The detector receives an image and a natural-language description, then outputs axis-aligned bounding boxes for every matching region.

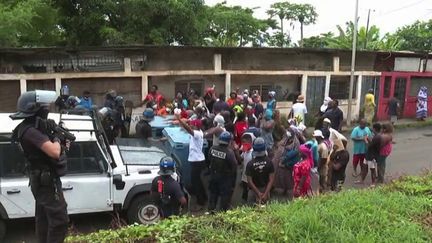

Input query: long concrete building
[1,46,431,122]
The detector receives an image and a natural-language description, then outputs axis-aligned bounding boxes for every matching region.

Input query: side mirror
[113,174,125,190]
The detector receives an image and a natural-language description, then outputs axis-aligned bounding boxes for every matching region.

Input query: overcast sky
[205,0,432,43]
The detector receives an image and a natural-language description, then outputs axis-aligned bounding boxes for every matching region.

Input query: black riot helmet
[10,90,57,120]
[158,156,176,176]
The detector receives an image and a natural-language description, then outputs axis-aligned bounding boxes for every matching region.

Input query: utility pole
[364,9,371,49]
[347,0,359,127]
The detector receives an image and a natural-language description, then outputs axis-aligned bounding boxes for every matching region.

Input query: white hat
[323,118,331,124]
[213,114,225,126]
[313,130,324,138]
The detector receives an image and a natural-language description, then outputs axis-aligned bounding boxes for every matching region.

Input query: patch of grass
[67,173,432,243]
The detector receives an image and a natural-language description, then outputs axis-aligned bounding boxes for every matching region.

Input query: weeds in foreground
[67,174,432,243]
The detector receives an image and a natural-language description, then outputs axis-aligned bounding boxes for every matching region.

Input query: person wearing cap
[204,114,226,146]
[290,94,308,125]
[350,119,372,179]
[246,137,275,204]
[321,118,332,139]
[177,114,207,210]
[207,131,239,212]
[313,130,330,192]
[151,157,187,218]
[135,108,155,139]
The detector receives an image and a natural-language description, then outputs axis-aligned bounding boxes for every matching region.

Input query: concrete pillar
[124,57,132,74]
[333,56,340,72]
[325,74,331,97]
[301,74,308,100]
[19,79,27,94]
[225,73,231,96]
[214,54,222,72]
[356,75,363,119]
[55,77,62,96]
[141,75,149,100]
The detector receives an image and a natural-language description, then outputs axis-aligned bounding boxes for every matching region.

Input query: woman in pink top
[293,143,314,197]
[376,123,393,184]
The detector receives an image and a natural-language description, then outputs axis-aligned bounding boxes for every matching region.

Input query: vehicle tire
[0,219,6,241]
[127,195,160,225]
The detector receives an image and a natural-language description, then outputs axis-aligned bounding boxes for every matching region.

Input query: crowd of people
[54,83,398,215]
[135,84,395,215]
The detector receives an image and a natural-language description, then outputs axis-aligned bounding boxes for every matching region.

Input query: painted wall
[148,75,226,99]
[62,77,142,106]
[0,80,20,112]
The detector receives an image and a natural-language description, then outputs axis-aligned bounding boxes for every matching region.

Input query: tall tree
[289,3,317,47]
[205,3,273,47]
[267,2,294,47]
[393,20,432,52]
[0,0,62,47]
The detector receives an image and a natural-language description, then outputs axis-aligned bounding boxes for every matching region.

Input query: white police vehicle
[0,112,169,239]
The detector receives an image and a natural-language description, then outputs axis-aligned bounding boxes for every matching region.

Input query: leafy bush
[67,173,432,243]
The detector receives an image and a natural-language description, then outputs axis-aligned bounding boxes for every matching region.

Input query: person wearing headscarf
[273,129,300,198]
[293,143,314,197]
[266,91,277,115]
[364,89,376,125]
[320,97,332,116]
[416,86,428,121]
[328,132,349,192]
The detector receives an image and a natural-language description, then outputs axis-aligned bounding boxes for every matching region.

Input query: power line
[377,0,428,18]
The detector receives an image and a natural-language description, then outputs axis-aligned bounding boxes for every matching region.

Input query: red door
[377,74,409,120]
[377,75,393,120]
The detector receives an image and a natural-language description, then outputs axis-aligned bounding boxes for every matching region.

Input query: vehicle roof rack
[59,108,117,169]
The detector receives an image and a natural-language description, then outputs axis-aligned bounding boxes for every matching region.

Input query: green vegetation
[67,173,432,243]
[1,0,431,51]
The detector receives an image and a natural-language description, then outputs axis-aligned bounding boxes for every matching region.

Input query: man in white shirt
[290,95,308,125]
[177,115,207,210]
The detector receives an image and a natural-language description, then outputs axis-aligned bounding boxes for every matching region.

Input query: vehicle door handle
[7,189,21,194]
[62,186,73,191]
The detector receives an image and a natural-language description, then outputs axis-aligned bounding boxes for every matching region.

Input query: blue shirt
[306,140,319,168]
[79,97,93,110]
[350,126,372,155]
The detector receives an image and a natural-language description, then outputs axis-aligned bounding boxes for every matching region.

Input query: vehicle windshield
[116,138,166,166]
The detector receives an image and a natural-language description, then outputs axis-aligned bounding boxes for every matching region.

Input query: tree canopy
[0,0,430,52]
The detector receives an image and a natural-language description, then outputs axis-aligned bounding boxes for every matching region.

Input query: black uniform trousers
[30,178,69,243]
[208,173,234,212]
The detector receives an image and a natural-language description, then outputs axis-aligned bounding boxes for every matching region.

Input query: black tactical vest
[13,119,66,176]
[209,145,231,175]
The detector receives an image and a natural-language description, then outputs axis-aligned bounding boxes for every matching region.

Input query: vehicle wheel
[127,195,160,225]
[0,219,6,241]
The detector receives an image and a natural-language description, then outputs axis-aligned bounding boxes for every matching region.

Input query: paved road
[4,127,432,242]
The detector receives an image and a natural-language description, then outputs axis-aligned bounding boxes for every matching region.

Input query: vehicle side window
[66,142,107,174]
[0,143,27,178]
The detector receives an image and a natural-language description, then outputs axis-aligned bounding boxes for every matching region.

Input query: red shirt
[234,121,248,145]
[145,92,164,108]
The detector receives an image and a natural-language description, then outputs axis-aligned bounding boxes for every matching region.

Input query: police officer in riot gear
[10,90,70,243]
[207,131,238,213]
[151,157,187,218]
